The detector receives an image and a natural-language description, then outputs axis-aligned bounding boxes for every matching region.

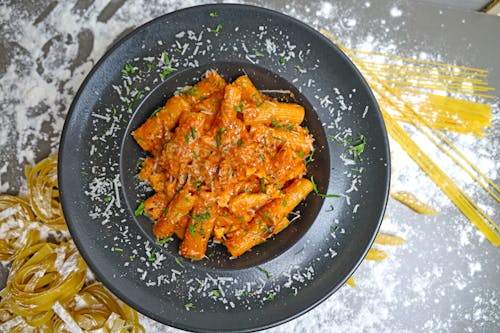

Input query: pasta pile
[0,156,144,332]
[133,71,315,259]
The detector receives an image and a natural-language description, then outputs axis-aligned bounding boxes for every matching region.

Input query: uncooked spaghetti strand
[370,79,500,198]
[360,64,491,86]
[322,30,500,244]
[350,48,489,74]
[325,30,499,197]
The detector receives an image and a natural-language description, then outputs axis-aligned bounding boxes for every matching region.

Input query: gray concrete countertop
[1,1,499,332]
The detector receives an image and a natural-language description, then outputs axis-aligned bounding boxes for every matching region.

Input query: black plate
[59,4,390,332]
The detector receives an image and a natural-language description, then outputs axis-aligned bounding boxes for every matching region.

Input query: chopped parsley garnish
[216,127,226,148]
[294,64,304,72]
[134,201,145,216]
[256,266,270,279]
[121,63,136,76]
[129,255,135,261]
[297,149,305,158]
[103,196,112,203]
[150,107,162,118]
[234,104,243,113]
[271,118,294,131]
[209,12,217,17]
[112,247,123,252]
[148,249,156,261]
[236,140,244,147]
[184,302,195,310]
[156,237,171,246]
[279,57,286,64]
[305,149,315,166]
[326,204,335,212]
[256,101,264,108]
[162,51,170,65]
[348,134,366,161]
[126,101,132,113]
[193,180,203,191]
[210,23,223,33]
[212,289,220,298]
[330,225,340,233]
[185,127,196,144]
[160,68,173,79]
[262,211,273,222]
[146,63,153,71]
[329,133,366,162]
[175,257,185,269]
[265,292,275,301]
[190,211,211,221]
[188,222,196,237]
[184,86,199,96]
[244,290,250,297]
[282,199,288,207]
[254,49,264,57]
[133,91,143,100]
[260,178,266,193]
[310,176,341,199]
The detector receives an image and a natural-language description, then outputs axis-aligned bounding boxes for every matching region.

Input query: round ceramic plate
[59,4,390,332]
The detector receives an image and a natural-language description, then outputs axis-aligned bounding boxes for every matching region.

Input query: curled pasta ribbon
[25,155,66,230]
[0,195,38,261]
[2,241,87,327]
[51,283,144,333]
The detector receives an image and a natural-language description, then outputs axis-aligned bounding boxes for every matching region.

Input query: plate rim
[58,3,390,332]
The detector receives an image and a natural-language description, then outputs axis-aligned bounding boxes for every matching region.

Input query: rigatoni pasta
[133,71,315,259]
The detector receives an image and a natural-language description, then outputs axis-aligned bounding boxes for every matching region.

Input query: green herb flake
[256,101,264,108]
[160,68,173,79]
[210,23,223,33]
[282,199,288,207]
[184,86,199,96]
[162,51,170,65]
[188,222,196,237]
[279,57,286,64]
[129,255,135,261]
[294,64,304,72]
[256,266,270,279]
[81,171,88,176]
[297,149,305,158]
[150,107,162,118]
[266,292,275,301]
[191,211,211,221]
[236,140,244,147]
[175,257,185,269]
[234,105,243,113]
[305,149,315,166]
[262,212,273,222]
[216,127,226,148]
[260,178,266,193]
[121,63,136,76]
[209,12,217,17]
[254,49,264,57]
[134,201,145,216]
[148,249,156,262]
[103,196,112,203]
[193,180,203,191]
[184,302,195,310]
[112,247,123,252]
[330,225,340,233]
[185,127,196,144]
[271,118,294,131]
[156,237,171,246]
[212,289,220,298]
[310,176,319,194]
[146,63,153,71]
[326,204,335,212]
